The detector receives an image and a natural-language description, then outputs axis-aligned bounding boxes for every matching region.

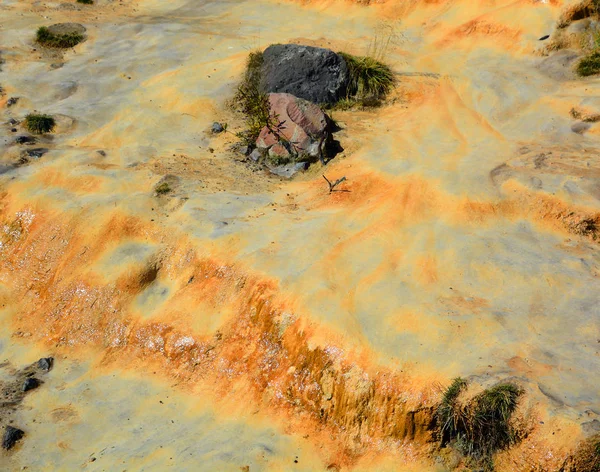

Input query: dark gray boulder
[260,44,349,105]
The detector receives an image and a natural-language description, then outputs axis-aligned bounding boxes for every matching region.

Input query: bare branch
[323,175,347,193]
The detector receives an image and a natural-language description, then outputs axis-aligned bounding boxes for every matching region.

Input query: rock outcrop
[255,93,331,172]
[260,44,349,104]
[47,23,86,36]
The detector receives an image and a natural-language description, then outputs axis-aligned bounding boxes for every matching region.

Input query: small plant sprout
[155,182,171,195]
[323,175,347,193]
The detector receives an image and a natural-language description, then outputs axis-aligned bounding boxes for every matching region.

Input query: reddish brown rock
[256,93,329,162]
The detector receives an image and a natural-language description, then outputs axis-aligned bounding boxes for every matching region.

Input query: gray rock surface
[260,44,348,104]
[537,49,580,81]
[571,121,592,134]
[268,162,308,178]
[47,23,86,36]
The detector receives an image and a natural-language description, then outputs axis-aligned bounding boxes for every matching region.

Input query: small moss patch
[577,50,600,76]
[36,26,84,48]
[154,182,171,195]
[24,114,55,134]
[231,51,278,147]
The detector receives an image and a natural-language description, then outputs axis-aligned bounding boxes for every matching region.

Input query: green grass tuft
[438,377,468,448]
[339,52,395,101]
[437,379,524,468]
[577,50,600,76]
[24,114,55,134]
[469,384,523,457]
[36,26,84,48]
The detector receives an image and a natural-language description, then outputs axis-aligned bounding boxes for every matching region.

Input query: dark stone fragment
[211,122,224,133]
[22,377,40,392]
[25,148,49,159]
[15,135,36,145]
[2,426,24,450]
[37,357,54,372]
[6,97,19,107]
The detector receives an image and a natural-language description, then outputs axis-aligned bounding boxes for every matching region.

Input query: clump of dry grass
[562,434,600,471]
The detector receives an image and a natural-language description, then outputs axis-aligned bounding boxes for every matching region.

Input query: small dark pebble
[15,136,36,145]
[8,118,18,125]
[97,150,106,157]
[6,97,19,107]
[37,357,54,372]
[208,147,214,153]
[2,426,24,450]
[22,377,40,392]
[539,35,550,41]
[25,148,48,159]
[11,128,17,133]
